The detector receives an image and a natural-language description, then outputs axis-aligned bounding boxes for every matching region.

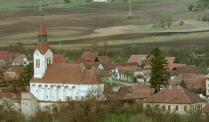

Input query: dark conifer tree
[150,47,170,93]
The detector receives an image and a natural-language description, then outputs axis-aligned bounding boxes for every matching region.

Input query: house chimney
[169,85,172,89]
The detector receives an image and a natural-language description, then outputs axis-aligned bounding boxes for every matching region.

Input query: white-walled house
[21,20,105,117]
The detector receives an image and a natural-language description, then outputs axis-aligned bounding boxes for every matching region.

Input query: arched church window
[36,59,40,68]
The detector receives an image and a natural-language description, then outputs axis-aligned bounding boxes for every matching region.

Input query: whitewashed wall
[30,83,104,101]
[93,0,108,2]
[33,49,53,78]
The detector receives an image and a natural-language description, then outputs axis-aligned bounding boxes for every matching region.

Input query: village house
[53,54,67,63]
[21,20,105,116]
[168,73,206,95]
[106,85,154,103]
[143,86,206,115]
[201,103,209,116]
[115,66,141,82]
[12,55,26,66]
[91,68,112,82]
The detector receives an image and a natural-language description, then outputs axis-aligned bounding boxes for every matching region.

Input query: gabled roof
[8,53,19,57]
[167,63,187,70]
[127,55,148,63]
[38,21,47,36]
[201,103,209,113]
[82,62,100,69]
[101,62,140,71]
[96,56,111,63]
[122,66,138,75]
[7,67,24,76]
[80,52,100,62]
[34,42,51,54]
[143,86,206,104]
[53,54,67,63]
[0,51,9,55]
[91,68,111,77]
[106,85,154,100]
[12,55,26,63]
[79,69,103,84]
[165,57,179,64]
[30,64,103,84]
[173,65,197,73]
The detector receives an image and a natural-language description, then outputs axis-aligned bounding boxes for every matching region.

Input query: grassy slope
[0,0,171,10]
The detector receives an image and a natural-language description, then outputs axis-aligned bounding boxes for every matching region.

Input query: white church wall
[30,82,104,102]
[34,49,53,78]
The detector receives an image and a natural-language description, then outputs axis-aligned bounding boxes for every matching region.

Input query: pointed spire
[38,15,47,36]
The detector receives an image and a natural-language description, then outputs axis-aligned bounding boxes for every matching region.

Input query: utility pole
[39,0,42,13]
[129,0,132,16]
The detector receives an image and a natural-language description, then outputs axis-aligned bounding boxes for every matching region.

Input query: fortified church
[21,19,104,116]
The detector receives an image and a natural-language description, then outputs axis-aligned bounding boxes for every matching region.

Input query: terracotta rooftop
[53,54,67,63]
[38,21,47,36]
[34,42,51,54]
[8,53,19,57]
[80,52,100,62]
[100,62,140,71]
[82,62,100,69]
[30,64,103,84]
[7,67,24,76]
[96,56,111,63]
[167,63,187,70]
[106,85,155,101]
[127,55,148,63]
[12,55,26,63]
[173,65,197,73]
[143,86,206,104]
[165,57,179,64]
[91,68,112,77]
[201,103,209,113]
[0,51,9,55]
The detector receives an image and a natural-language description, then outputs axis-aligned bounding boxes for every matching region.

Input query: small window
[36,59,40,68]
[176,106,178,111]
[184,106,187,111]
[155,105,158,110]
[168,105,171,111]
[162,105,165,110]
[146,104,150,109]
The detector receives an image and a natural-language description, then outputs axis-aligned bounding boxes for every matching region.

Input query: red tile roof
[12,55,26,63]
[201,103,209,113]
[82,62,100,69]
[165,57,178,64]
[91,68,112,77]
[96,56,111,63]
[7,67,24,76]
[127,55,148,63]
[38,21,47,36]
[30,64,103,84]
[53,54,67,63]
[173,65,197,73]
[80,69,103,84]
[80,52,100,62]
[34,42,51,54]
[143,86,206,104]
[0,51,9,55]
[167,63,187,70]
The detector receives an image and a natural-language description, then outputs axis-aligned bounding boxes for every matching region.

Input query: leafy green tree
[150,47,170,93]
[18,63,34,92]
[164,14,172,28]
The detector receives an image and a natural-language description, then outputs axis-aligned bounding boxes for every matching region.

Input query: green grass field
[0,0,171,11]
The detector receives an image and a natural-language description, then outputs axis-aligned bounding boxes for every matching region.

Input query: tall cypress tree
[150,47,170,93]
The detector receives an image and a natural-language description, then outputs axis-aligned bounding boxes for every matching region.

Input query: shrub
[188,5,194,11]
[178,20,185,26]
[64,0,70,3]
[201,13,209,21]
[127,16,134,19]
[192,7,200,12]
[164,13,173,28]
